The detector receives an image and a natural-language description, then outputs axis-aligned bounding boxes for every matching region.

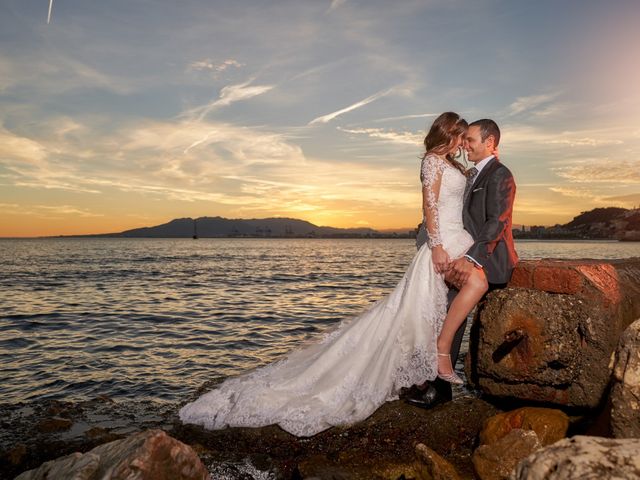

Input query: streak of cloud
[553,160,640,184]
[182,79,275,122]
[188,58,244,72]
[371,113,439,123]
[508,91,563,116]
[338,127,421,145]
[309,87,396,125]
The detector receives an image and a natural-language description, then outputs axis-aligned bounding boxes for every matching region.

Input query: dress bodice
[420,154,472,258]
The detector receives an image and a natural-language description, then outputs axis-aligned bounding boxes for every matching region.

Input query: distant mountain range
[63,207,640,240]
[515,207,640,241]
[92,216,400,238]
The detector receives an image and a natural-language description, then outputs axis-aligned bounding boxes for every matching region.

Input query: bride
[179,112,489,437]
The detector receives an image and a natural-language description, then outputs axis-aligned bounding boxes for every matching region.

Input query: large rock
[610,318,640,438]
[512,435,640,479]
[473,429,541,480]
[15,429,209,480]
[479,407,568,447]
[467,258,640,408]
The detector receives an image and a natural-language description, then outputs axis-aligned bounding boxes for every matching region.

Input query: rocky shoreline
[3,258,640,479]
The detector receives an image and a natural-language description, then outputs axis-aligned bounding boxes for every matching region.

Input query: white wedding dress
[179,154,474,436]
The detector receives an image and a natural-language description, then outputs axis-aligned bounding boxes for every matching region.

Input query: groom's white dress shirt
[471,155,495,180]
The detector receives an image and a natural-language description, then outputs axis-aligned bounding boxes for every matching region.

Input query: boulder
[610,318,640,438]
[479,407,568,447]
[467,258,640,408]
[414,443,461,480]
[472,429,541,480]
[512,435,640,479]
[15,429,209,480]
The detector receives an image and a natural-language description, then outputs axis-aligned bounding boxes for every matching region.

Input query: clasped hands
[431,245,475,290]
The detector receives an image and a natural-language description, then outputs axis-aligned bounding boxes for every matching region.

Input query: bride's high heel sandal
[437,353,463,385]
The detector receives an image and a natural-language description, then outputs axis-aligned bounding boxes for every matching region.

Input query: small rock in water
[512,435,640,480]
[473,429,541,480]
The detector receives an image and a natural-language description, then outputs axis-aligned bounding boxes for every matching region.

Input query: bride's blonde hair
[422,112,467,174]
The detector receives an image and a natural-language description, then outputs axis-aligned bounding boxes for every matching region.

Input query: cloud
[548,137,623,147]
[548,187,640,209]
[308,87,396,125]
[549,186,598,199]
[0,126,48,166]
[553,159,640,184]
[338,127,422,145]
[188,58,244,73]
[508,91,563,116]
[328,0,347,11]
[36,205,104,217]
[215,81,274,107]
[182,79,275,122]
[1,203,103,218]
[502,124,629,151]
[122,119,304,166]
[371,113,439,123]
[602,193,640,207]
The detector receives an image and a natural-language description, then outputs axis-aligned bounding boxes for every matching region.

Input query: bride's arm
[421,154,449,273]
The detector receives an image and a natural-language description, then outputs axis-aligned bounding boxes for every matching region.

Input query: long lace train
[179,230,472,437]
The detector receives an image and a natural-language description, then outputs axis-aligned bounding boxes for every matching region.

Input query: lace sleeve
[420,154,445,248]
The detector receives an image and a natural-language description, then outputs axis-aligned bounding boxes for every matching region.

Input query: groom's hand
[450,257,474,285]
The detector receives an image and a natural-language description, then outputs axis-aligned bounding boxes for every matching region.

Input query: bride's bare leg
[437,267,488,377]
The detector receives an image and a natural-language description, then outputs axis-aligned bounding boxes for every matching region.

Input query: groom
[406,118,518,408]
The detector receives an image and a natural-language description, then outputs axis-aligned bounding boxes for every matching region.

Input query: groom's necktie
[464,166,478,202]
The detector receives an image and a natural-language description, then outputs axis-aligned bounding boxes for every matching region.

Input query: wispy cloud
[308,87,396,125]
[0,126,48,165]
[549,186,599,199]
[371,113,439,123]
[553,159,640,184]
[602,192,640,207]
[508,91,563,116]
[1,203,103,218]
[338,127,421,145]
[182,79,275,122]
[188,58,244,73]
[548,137,623,147]
[549,187,640,209]
[328,0,347,12]
[215,80,274,107]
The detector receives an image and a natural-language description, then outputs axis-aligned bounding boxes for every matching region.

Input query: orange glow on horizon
[0,208,589,238]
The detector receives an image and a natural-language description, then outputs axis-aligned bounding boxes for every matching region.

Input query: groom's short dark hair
[470,119,500,147]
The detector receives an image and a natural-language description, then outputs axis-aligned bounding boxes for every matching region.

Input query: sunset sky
[1,0,639,237]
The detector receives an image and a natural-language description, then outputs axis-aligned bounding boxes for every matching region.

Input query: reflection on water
[0,238,638,405]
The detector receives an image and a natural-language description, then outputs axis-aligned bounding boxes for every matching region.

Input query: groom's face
[465,126,491,163]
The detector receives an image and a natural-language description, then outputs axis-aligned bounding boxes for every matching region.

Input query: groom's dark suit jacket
[463,157,518,284]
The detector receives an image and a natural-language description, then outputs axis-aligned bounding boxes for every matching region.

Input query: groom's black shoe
[402,379,452,409]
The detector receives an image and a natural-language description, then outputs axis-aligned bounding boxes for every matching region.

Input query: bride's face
[448,133,465,155]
